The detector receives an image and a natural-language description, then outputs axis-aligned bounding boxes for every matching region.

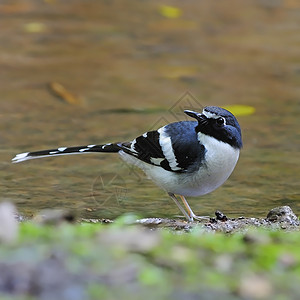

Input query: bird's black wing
[119,121,206,173]
[164,121,206,172]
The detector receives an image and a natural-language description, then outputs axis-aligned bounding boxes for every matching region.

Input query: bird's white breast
[186,132,240,196]
[119,133,239,197]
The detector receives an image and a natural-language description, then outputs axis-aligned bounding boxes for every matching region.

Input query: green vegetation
[0,217,299,300]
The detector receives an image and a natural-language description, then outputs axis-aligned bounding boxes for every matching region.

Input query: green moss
[0,221,300,299]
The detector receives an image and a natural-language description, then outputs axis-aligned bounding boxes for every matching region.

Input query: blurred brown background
[1,0,299,219]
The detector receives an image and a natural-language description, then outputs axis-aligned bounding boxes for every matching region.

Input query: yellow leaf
[24,22,46,33]
[48,82,83,105]
[158,5,182,19]
[160,65,197,79]
[223,105,255,116]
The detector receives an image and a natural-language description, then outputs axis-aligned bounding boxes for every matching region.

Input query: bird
[12,106,242,221]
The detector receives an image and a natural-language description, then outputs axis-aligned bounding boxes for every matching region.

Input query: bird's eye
[216,117,225,126]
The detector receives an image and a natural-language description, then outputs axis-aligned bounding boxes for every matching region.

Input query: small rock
[81,218,113,224]
[0,202,19,243]
[243,232,271,245]
[215,210,228,221]
[33,209,76,225]
[214,254,233,272]
[137,218,163,225]
[239,275,273,299]
[278,253,297,269]
[209,217,218,224]
[266,206,299,225]
[98,227,160,252]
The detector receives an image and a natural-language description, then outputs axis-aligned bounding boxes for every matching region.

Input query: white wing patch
[130,139,138,153]
[150,157,164,165]
[158,127,182,171]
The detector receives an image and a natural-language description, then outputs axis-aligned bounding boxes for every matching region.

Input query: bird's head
[184,106,242,149]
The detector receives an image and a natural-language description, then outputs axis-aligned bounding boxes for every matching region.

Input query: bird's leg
[168,193,193,221]
[179,195,210,221]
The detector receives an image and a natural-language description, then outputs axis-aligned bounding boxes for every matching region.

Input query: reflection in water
[1,0,299,218]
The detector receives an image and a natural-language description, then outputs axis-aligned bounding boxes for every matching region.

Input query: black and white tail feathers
[12,122,204,173]
[12,143,121,163]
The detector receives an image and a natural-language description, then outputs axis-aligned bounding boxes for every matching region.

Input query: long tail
[12,143,121,163]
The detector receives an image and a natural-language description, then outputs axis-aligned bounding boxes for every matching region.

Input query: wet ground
[1,0,299,220]
[136,205,300,233]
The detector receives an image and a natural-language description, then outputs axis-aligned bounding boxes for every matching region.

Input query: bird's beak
[184,110,203,120]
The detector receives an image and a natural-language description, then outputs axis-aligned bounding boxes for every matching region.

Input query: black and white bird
[12,106,242,221]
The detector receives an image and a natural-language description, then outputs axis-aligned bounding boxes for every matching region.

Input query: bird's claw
[189,214,210,222]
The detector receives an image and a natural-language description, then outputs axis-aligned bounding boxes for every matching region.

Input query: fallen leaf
[49,82,83,105]
[158,5,182,19]
[24,22,46,33]
[159,65,198,79]
[224,104,255,116]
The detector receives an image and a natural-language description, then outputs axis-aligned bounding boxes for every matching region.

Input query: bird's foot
[189,213,210,222]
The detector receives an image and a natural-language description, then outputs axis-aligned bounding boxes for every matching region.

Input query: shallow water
[1,0,299,219]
